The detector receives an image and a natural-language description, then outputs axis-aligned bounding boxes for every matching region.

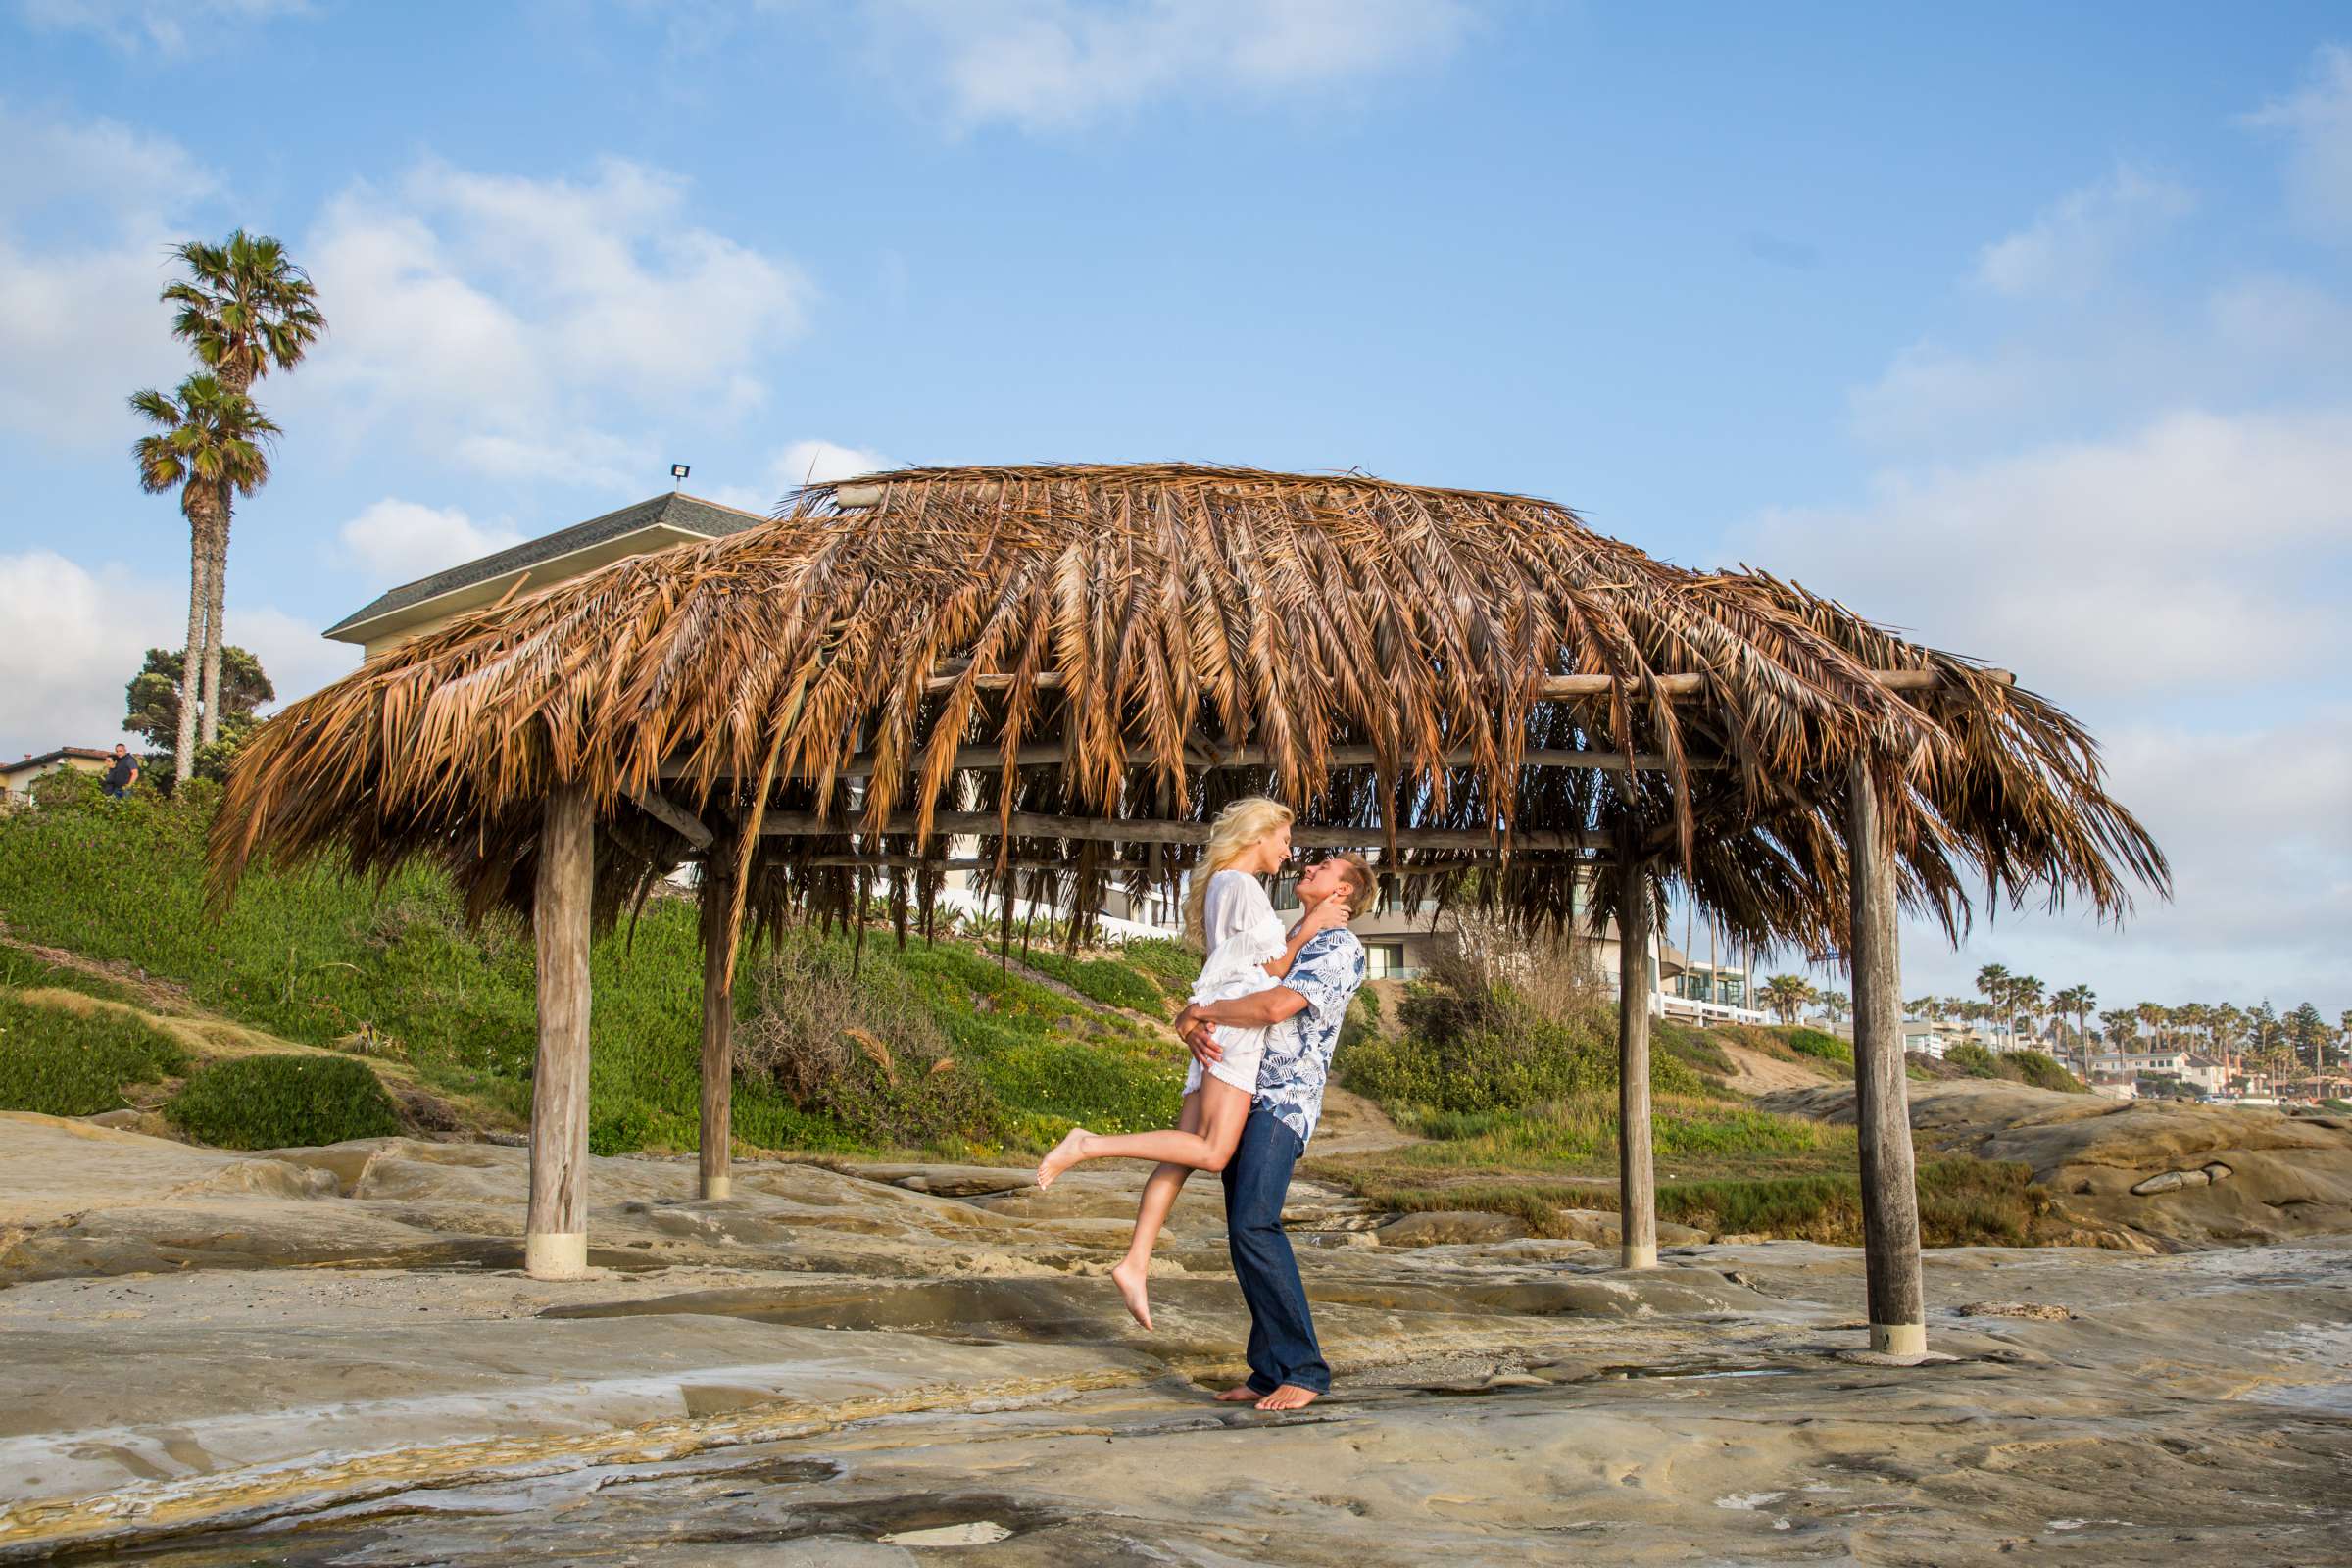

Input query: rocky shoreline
[3,1105,2350,1563]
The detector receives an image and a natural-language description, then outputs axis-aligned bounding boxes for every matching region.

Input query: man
[1174,852,1372,1412]
[101,744,138,799]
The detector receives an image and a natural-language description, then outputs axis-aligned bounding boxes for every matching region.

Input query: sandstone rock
[82,1108,144,1129]
[1957,1299,2073,1321]
[1375,1210,1530,1247]
[1759,1079,2352,1247]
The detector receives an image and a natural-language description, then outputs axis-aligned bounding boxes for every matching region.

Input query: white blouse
[1190,869,1290,1004]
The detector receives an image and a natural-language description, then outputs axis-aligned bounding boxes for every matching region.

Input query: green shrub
[1337,991,1379,1055]
[0,994,189,1115]
[1004,946,1167,1012]
[168,1053,402,1149]
[1351,1158,2045,1248]
[2007,1049,2085,1092]
[1118,937,1203,999]
[1785,1028,1854,1068]
[1652,1020,1735,1078]
[1946,1042,2000,1078]
[1388,1093,1848,1177]
[1342,1004,1705,1112]
[2323,1098,2351,1115]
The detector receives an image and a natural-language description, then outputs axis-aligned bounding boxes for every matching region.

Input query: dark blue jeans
[1220,1105,1329,1395]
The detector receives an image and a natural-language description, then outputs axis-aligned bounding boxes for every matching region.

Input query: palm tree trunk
[176,517,208,783]
[200,486,228,747]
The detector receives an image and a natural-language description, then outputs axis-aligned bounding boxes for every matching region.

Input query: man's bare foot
[1255,1384,1321,1411]
[1035,1127,1090,1189]
[1213,1383,1262,1402]
[1109,1257,1153,1331]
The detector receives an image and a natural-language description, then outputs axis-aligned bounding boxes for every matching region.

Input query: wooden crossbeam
[786,851,1605,873]
[624,789,713,850]
[662,745,1721,782]
[757,809,1607,853]
[917,667,2012,696]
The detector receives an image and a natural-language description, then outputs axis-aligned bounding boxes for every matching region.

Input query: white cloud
[0,103,220,448]
[2243,43,2352,240]
[1893,708,2352,1013]
[337,499,525,586]
[709,437,897,513]
[865,0,1474,132]
[293,156,809,494]
[0,549,350,759]
[17,0,309,53]
[1973,165,2192,298]
[1740,407,2352,698]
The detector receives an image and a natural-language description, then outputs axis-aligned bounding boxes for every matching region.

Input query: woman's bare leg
[1037,1077,1253,1188]
[1107,1092,1205,1331]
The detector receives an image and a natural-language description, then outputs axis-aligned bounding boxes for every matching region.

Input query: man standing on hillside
[1174,851,1371,1411]
[101,744,138,799]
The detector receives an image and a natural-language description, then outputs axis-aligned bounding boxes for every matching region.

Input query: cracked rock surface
[2,1110,2349,1564]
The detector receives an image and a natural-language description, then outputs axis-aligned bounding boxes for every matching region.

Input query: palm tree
[2054,984,2096,1071]
[129,374,278,780]
[1975,963,2013,1049]
[2013,975,2045,1049]
[161,231,324,745]
[1819,989,1852,1025]
[1761,973,1814,1025]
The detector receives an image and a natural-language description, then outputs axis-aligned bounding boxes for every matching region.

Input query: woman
[1033,797,1353,1330]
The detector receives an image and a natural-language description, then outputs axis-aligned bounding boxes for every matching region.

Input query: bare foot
[1213,1383,1262,1402]
[1109,1257,1153,1331]
[1255,1384,1321,1411]
[1035,1127,1090,1189]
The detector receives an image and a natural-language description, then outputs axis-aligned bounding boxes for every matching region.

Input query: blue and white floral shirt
[1252,928,1367,1147]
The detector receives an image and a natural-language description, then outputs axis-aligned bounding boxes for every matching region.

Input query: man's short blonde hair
[1327,852,1375,913]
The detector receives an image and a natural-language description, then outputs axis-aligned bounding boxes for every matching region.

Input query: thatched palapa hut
[214,463,2165,1354]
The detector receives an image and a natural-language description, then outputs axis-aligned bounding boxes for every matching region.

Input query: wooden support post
[1617,858,1658,1270]
[525,782,594,1280]
[697,829,739,1200]
[1848,757,1927,1355]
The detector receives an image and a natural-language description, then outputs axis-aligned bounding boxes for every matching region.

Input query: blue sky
[2,1,2346,1016]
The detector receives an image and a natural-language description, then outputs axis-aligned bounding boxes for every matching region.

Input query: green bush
[1390,1093,1846,1173]
[0,994,189,1115]
[1652,1020,1735,1078]
[168,1053,402,1149]
[1785,1028,1854,1069]
[2007,1049,2086,1092]
[1946,1042,2000,1078]
[1118,937,1203,1000]
[1004,946,1167,1012]
[1342,999,1705,1113]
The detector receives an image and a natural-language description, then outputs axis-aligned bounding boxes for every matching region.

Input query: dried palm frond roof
[210,462,2165,950]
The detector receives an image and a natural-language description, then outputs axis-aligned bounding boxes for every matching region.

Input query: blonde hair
[1327,851,1376,913]
[1183,797,1295,948]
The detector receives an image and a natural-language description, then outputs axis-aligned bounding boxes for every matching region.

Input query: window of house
[1365,942,1407,979]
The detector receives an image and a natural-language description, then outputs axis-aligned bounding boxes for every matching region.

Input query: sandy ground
[2,1103,2350,1564]
[1715,1038,1833,1095]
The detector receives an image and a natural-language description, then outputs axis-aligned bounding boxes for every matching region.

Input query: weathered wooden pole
[1848,757,1927,1354]
[697,829,739,1200]
[525,782,595,1280]
[1617,858,1658,1270]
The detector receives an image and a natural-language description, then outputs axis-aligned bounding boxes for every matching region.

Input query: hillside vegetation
[0,778,1186,1157]
[0,782,2056,1245]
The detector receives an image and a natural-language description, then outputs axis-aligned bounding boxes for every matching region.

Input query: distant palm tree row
[130,233,325,781]
[1757,962,2348,1079]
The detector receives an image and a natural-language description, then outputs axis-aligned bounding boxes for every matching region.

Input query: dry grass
[211,463,2166,970]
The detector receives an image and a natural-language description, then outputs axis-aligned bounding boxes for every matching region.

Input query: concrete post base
[1871,1321,1927,1357]
[524,1231,588,1280]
